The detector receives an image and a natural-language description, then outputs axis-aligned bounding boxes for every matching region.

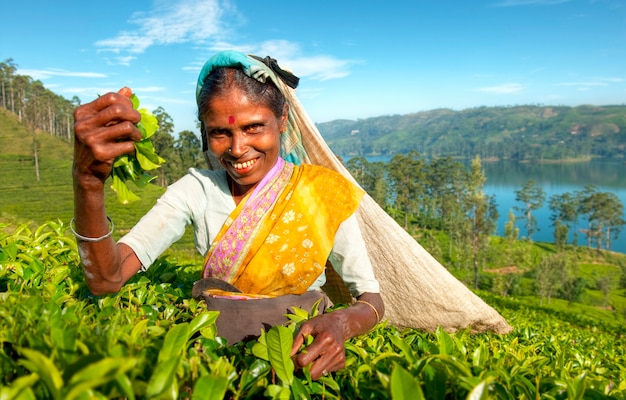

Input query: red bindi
[228,116,235,124]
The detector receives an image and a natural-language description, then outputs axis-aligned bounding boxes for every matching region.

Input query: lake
[348,156,626,254]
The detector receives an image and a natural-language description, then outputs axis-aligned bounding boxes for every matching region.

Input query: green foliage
[1,221,626,399]
[110,93,166,204]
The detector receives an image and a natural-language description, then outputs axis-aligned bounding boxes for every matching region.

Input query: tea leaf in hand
[110,91,165,204]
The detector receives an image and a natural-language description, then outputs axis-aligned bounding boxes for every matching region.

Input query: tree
[424,156,467,257]
[549,192,580,246]
[535,253,566,305]
[514,180,546,241]
[151,107,179,187]
[346,156,389,207]
[503,210,519,242]
[176,130,204,170]
[346,156,369,187]
[457,156,498,288]
[0,58,18,111]
[388,151,425,230]
[578,186,625,251]
[368,161,389,209]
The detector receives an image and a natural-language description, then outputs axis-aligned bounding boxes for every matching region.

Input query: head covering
[194,50,513,335]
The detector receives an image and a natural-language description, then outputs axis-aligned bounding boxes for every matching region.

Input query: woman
[72,50,384,380]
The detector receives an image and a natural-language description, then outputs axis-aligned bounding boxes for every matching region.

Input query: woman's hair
[197,67,286,123]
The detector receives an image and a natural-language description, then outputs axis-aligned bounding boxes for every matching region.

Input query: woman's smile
[230,157,258,172]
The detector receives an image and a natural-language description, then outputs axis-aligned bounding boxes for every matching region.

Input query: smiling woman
[72,49,511,382]
[71,50,385,380]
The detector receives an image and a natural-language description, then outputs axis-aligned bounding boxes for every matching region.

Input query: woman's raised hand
[73,87,142,186]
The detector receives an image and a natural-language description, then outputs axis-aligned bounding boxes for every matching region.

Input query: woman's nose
[229,132,247,157]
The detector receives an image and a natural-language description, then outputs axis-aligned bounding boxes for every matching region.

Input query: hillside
[0,108,75,225]
[0,108,187,246]
[317,104,626,160]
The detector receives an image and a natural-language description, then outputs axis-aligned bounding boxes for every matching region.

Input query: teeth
[232,159,256,170]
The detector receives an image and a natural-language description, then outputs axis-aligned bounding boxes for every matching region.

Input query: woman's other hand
[291,292,384,380]
[291,312,347,380]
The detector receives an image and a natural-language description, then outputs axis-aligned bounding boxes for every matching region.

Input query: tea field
[1,221,625,399]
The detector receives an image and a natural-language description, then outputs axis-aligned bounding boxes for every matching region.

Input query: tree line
[0,59,77,142]
[319,105,626,161]
[346,153,626,293]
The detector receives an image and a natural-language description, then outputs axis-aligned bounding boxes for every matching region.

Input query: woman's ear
[280,103,289,133]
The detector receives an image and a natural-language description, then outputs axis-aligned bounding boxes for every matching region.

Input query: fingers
[291,332,306,357]
[73,90,142,182]
[301,338,345,380]
[293,318,346,380]
[82,123,139,159]
[118,86,133,98]
[74,91,140,127]
[74,92,142,144]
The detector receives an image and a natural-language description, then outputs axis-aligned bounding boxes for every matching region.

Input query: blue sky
[2,0,625,135]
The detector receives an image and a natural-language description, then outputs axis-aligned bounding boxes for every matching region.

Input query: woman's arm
[72,89,144,294]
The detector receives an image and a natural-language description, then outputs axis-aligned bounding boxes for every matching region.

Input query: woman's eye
[246,124,263,133]
[209,129,229,138]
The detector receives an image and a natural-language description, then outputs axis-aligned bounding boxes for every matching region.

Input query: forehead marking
[228,116,235,124]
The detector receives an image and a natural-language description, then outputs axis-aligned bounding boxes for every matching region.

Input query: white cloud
[558,81,607,87]
[95,0,230,55]
[92,1,354,82]
[478,83,525,94]
[249,40,355,81]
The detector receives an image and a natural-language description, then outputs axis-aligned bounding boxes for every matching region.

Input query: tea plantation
[1,221,625,399]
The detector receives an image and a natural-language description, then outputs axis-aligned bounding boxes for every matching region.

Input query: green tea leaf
[191,376,229,400]
[65,357,136,400]
[146,357,179,398]
[158,323,190,362]
[17,348,63,399]
[0,373,39,400]
[266,325,294,386]
[135,140,165,171]
[137,108,159,139]
[188,312,219,336]
[390,363,424,400]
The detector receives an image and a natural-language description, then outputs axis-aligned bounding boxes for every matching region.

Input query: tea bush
[1,221,625,399]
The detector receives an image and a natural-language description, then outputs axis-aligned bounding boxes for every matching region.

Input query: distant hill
[316,104,626,161]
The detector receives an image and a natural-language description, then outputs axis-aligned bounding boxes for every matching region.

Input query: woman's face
[203,87,287,196]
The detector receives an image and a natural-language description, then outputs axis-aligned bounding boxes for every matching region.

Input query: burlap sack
[282,87,513,335]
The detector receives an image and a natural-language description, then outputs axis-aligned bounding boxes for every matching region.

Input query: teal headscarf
[196,50,307,165]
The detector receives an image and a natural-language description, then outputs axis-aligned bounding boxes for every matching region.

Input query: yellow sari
[202,159,363,298]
